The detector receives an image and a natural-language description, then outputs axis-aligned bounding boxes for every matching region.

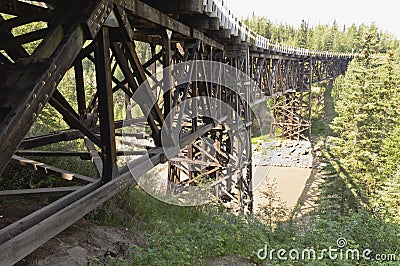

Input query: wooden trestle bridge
[0,0,354,264]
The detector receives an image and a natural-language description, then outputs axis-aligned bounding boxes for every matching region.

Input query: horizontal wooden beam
[20,130,83,149]
[19,117,146,150]
[0,14,51,32]
[15,150,92,160]
[126,0,223,50]
[11,155,97,183]
[0,28,49,50]
[0,186,82,197]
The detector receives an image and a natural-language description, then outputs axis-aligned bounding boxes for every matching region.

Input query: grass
[88,186,273,265]
[87,181,400,265]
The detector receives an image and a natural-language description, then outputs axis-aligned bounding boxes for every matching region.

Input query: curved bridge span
[0,1,354,264]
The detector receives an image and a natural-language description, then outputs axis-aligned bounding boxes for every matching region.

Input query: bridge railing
[202,0,355,59]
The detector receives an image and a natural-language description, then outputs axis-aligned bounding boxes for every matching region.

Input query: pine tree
[331,29,400,213]
[379,126,400,222]
[331,30,384,200]
[296,19,308,48]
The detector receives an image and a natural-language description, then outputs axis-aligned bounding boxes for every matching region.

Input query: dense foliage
[329,30,400,221]
[245,14,400,223]
[243,15,399,53]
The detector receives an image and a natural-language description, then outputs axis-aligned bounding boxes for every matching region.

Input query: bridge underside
[0,0,352,264]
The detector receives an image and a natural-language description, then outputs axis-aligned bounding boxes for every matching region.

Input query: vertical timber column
[307,56,314,140]
[297,56,313,140]
[213,49,222,199]
[186,41,199,182]
[74,59,86,118]
[245,46,253,212]
[162,29,173,120]
[162,29,177,185]
[95,27,117,183]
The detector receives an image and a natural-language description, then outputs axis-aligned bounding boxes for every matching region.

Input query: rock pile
[253,140,314,168]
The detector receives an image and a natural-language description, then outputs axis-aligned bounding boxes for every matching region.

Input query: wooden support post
[95,27,117,183]
[162,29,172,119]
[74,59,86,117]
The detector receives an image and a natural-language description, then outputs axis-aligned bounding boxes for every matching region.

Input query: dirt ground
[253,165,313,212]
[15,220,142,266]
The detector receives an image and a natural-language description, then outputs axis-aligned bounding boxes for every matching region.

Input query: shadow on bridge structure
[0,0,354,264]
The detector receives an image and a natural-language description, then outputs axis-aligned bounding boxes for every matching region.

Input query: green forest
[243,15,399,53]
[1,12,400,265]
[246,14,400,219]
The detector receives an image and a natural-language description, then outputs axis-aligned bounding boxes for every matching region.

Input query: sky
[226,0,400,39]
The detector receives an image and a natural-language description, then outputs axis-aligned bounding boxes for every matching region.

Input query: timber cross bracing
[0,0,354,264]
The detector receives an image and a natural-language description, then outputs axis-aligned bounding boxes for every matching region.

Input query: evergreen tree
[379,126,400,222]
[296,19,308,48]
[331,29,400,212]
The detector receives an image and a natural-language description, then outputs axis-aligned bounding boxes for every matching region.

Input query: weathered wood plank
[0,28,49,50]
[0,186,82,197]
[74,59,86,117]
[0,15,29,60]
[0,0,52,18]
[82,0,114,39]
[130,0,223,50]
[95,27,118,183]
[84,137,103,176]
[20,129,83,149]
[11,155,97,183]
[0,14,51,32]
[114,5,134,41]
[134,0,191,36]
[178,0,204,14]
[15,150,91,160]
[31,25,64,60]
[49,95,101,146]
